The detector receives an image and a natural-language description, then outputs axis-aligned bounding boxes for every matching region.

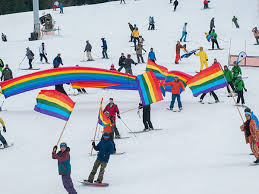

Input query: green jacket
[224,69,233,82]
[232,17,238,23]
[232,65,242,78]
[210,32,217,40]
[234,79,245,91]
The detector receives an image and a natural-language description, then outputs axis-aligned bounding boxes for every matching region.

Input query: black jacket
[124,58,136,69]
[1,68,13,81]
[119,56,126,66]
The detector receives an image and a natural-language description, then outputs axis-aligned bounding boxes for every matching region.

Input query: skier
[53,53,63,68]
[232,16,239,28]
[148,17,155,30]
[87,132,114,183]
[234,76,247,105]
[39,42,49,64]
[110,64,117,71]
[128,23,134,42]
[120,0,126,4]
[0,117,8,148]
[165,76,185,111]
[59,3,64,14]
[199,91,219,103]
[136,42,145,64]
[204,0,210,9]
[244,108,259,129]
[240,112,259,163]
[223,65,235,96]
[53,1,59,10]
[124,54,137,75]
[139,35,145,46]
[180,23,187,42]
[104,98,121,139]
[148,48,156,62]
[232,61,242,83]
[101,38,109,59]
[138,102,154,131]
[118,53,126,72]
[210,29,220,50]
[0,58,4,72]
[84,40,94,61]
[175,41,185,64]
[209,17,215,34]
[52,143,77,194]
[252,27,259,45]
[173,0,179,11]
[1,64,13,81]
[26,47,34,69]
[195,47,208,71]
[148,17,152,30]
[1,33,7,42]
[132,27,140,50]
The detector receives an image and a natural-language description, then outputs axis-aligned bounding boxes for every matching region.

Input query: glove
[206,59,208,61]
[244,88,247,92]
[3,126,6,133]
[92,142,96,147]
[45,53,47,56]
[117,115,121,119]
[53,145,58,152]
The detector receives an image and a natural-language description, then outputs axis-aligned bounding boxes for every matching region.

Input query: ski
[21,68,40,70]
[89,152,125,156]
[208,48,224,50]
[79,180,109,187]
[208,101,224,104]
[0,143,14,149]
[129,129,163,134]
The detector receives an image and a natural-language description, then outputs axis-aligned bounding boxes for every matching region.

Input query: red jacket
[204,0,208,4]
[104,103,120,120]
[165,80,185,94]
[176,43,184,54]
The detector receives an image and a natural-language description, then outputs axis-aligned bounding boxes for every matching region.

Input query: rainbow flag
[205,33,212,42]
[98,98,111,127]
[187,63,228,97]
[165,71,193,92]
[34,90,75,121]
[146,60,168,80]
[136,71,163,106]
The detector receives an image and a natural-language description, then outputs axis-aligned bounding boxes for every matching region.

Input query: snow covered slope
[0,0,258,193]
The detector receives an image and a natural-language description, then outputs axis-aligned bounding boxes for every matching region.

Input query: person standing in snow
[136,42,145,64]
[252,27,259,45]
[209,17,215,34]
[195,47,208,71]
[232,61,242,83]
[204,0,210,9]
[138,102,154,131]
[132,27,140,50]
[39,42,49,64]
[173,0,179,11]
[210,29,220,50]
[175,41,186,64]
[59,3,64,14]
[53,53,63,68]
[103,111,116,152]
[101,38,109,59]
[148,48,156,62]
[244,108,259,129]
[165,76,185,111]
[1,33,7,42]
[124,54,137,75]
[232,16,239,28]
[128,23,134,42]
[0,58,4,72]
[26,47,34,69]
[0,117,8,148]
[84,40,94,61]
[223,65,235,96]
[118,53,126,72]
[52,143,77,194]
[87,132,114,183]
[180,23,188,42]
[1,64,13,81]
[234,76,247,105]
[240,112,259,164]
[148,17,155,30]
[104,98,121,139]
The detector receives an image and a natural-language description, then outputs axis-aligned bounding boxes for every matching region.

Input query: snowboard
[254,43,259,45]
[79,180,109,187]
[208,48,224,50]
[91,137,130,142]
[129,129,163,134]
[21,68,40,70]
[166,108,181,112]
[0,143,14,149]
[208,101,224,104]
[89,152,125,156]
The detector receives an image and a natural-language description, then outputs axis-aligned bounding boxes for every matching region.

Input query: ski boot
[215,100,219,103]
[253,159,259,164]
[85,179,93,183]
[115,135,121,139]
[95,180,102,184]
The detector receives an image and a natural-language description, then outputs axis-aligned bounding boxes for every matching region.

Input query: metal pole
[33,0,40,38]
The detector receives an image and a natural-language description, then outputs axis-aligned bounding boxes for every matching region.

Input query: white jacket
[39,44,47,54]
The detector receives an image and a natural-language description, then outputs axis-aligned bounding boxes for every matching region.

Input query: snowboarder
[1,64,13,81]
[118,53,126,72]
[204,0,210,9]
[199,91,219,103]
[124,54,136,75]
[53,53,63,68]
[132,27,140,50]
[59,3,64,14]
[209,17,215,34]
[231,61,242,83]
[244,108,259,129]
[1,33,7,42]
[136,42,145,64]
[84,40,94,61]
[39,42,49,64]
[138,102,154,131]
[223,65,235,96]
[110,64,117,71]
[195,47,208,71]
[175,41,185,64]
[232,16,239,28]
[87,132,114,183]
[210,29,220,50]
[240,112,259,163]
[0,58,4,72]
[252,27,259,45]
[52,143,77,194]
[0,117,8,148]
[148,48,156,62]
[165,76,185,111]
[173,0,179,11]
[101,38,109,59]
[128,23,134,42]
[180,23,187,42]
[234,76,247,105]
[26,47,34,69]
[104,98,121,139]
[120,0,126,4]
[148,16,155,30]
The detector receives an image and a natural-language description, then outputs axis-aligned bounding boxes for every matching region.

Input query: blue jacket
[52,147,71,175]
[251,112,259,129]
[94,139,114,163]
[53,56,63,68]
[102,40,107,49]
[148,51,156,61]
[59,4,64,8]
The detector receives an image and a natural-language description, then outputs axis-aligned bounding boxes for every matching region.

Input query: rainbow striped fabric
[0,67,136,98]
[136,71,163,106]
[34,90,75,121]
[146,60,168,80]
[187,63,228,97]
[98,98,111,127]
[205,33,212,42]
[164,71,193,92]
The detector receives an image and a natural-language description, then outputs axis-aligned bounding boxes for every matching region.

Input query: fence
[228,55,259,67]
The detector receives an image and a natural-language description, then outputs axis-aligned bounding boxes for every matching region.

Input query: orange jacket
[165,80,185,94]
[103,125,113,133]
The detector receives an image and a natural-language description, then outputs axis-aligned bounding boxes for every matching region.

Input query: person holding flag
[195,47,208,71]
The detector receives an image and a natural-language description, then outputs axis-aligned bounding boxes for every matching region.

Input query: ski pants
[212,39,220,49]
[125,68,133,75]
[40,54,48,63]
[170,94,182,109]
[88,160,108,182]
[255,37,259,44]
[137,54,144,63]
[237,91,245,104]
[249,137,259,159]
[102,49,108,59]
[143,110,153,129]
[0,131,7,147]
[60,8,63,14]
[180,31,187,42]
[174,5,177,11]
[29,59,33,69]
[118,65,124,72]
[175,54,180,63]
[234,21,239,28]
[227,81,235,93]
[200,60,208,71]
[204,3,208,9]
[133,37,139,50]
[61,174,77,194]
[86,51,93,60]
[120,0,125,3]
[200,92,219,101]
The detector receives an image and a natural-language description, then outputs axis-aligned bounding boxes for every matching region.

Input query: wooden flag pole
[56,121,69,146]
[90,120,99,156]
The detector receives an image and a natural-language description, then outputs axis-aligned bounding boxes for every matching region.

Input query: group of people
[53,1,64,14]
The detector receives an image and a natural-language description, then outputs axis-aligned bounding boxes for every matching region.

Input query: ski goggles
[103,136,109,139]
[60,143,67,147]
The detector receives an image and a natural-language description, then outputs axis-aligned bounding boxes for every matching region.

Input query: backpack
[31,51,34,57]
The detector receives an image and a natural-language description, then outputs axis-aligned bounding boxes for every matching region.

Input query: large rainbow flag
[136,71,163,106]
[98,98,111,127]
[34,90,75,121]
[146,60,168,80]
[164,71,193,92]
[187,63,228,97]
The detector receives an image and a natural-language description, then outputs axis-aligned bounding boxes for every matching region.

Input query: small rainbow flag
[146,60,168,80]
[34,90,75,121]
[205,33,212,42]
[98,98,111,127]
[187,63,228,97]
[136,71,163,106]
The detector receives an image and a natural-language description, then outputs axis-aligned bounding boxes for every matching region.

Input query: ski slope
[0,0,259,193]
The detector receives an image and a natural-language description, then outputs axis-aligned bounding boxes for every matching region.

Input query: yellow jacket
[195,50,208,61]
[132,30,139,38]
[0,118,5,127]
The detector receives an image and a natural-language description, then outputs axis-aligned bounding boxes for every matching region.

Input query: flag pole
[56,120,69,146]
[90,120,99,156]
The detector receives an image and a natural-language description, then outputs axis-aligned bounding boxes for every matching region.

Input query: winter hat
[200,46,203,50]
[244,107,251,113]
[60,142,67,147]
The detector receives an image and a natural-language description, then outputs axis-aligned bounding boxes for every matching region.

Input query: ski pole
[18,56,26,69]
[120,107,138,115]
[118,118,136,137]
